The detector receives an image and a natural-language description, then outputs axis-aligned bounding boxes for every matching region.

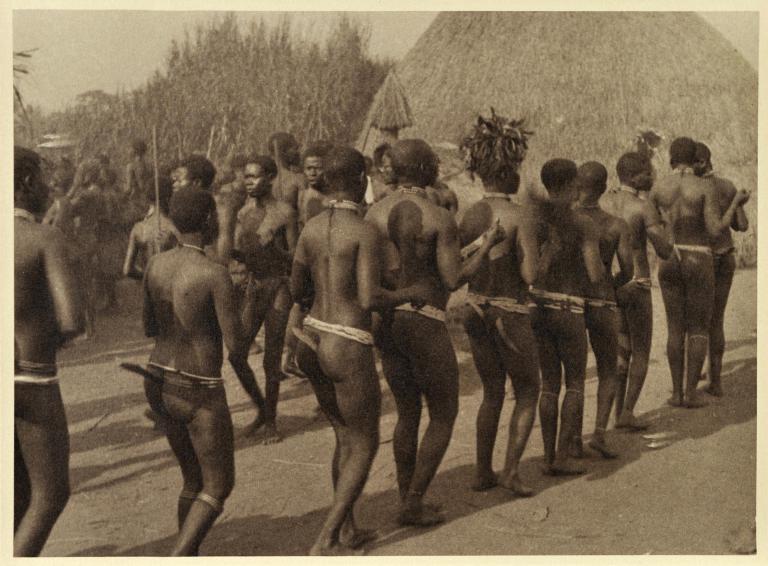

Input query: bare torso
[535,204,599,297]
[459,196,536,303]
[15,218,79,365]
[299,209,375,329]
[652,171,713,246]
[235,197,294,277]
[576,206,628,300]
[145,247,230,376]
[366,188,458,309]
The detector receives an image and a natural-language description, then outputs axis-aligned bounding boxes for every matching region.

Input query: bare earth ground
[43,270,757,556]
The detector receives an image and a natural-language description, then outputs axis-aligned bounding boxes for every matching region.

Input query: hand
[407,280,433,308]
[485,219,506,246]
[616,279,639,304]
[735,189,751,206]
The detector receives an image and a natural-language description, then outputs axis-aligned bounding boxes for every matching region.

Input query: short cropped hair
[669,137,697,168]
[694,141,711,164]
[15,146,41,192]
[616,152,651,184]
[322,146,367,203]
[302,140,332,163]
[390,139,439,188]
[245,155,278,179]
[540,159,578,194]
[179,154,217,190]
[373,143,392,168]
[230,154,249,171]
[577,161,608,195]
[170,187,216,234]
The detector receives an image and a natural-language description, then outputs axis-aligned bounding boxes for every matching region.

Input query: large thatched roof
[366,71,414,132]
[358,12,757,180]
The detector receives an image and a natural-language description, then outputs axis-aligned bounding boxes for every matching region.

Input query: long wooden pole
[152,125,161,239]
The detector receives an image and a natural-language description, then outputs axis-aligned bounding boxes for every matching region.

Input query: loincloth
[15,360,59,385]
[394,303,447,323]
[673,244,712,260]
[584,298,619,312]
[529,288,585,314]
[147,363,223,389]
[466,292,531,317]
[293,315,374,352]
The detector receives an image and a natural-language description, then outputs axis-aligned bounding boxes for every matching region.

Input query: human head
[243,155,278,198]
[389,139,439,188]
[267,132,300,168]
[576,161,608,203]
[303,141,332,190]
[693,142,713,177]
[15,146,49,214]
[145,172,174,215]
[616,152,654,191]
[669,137,697,170]
[169,187,218,244]
[540,158,578,206]
[321,146,367,203]
[131,139,147,158]
[174,154,217,192]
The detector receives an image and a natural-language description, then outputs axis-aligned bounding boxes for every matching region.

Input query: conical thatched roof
[356,71,413,150]
[359,12,757,183]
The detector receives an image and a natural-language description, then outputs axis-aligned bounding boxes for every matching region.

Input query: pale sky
[12,11,758,112]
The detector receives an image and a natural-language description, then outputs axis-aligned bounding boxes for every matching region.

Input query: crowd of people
[14,115,750,556]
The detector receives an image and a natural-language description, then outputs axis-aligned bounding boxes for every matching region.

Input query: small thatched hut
[357,70,414,150]
[360,12,758,263]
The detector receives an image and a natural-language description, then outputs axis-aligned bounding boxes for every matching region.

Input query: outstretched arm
[44,233,86,345]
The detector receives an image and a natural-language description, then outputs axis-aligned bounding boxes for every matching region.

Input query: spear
[152,125,161,250]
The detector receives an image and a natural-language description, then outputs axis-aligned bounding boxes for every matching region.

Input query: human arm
[517,218,540,286]
[357,228,431,311]
[704,186,750,237]
[289,234,314,311]
[44,232,86,345]
[640,202,673,260]
[614,220,635,288]
[123,225,142,280]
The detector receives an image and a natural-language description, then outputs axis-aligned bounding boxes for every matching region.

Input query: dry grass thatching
[363,71,413,133]
[363,12,757,265]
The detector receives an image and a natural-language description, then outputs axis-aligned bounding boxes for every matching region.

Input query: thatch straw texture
[369,71,414,131]
[362,12,758,265]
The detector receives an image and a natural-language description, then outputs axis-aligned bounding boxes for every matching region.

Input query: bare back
[652,171,716,246]
[459,197,537,302]
[366,189,460,309]
[15,218,82,365]
[296,209,377,329]
[144,248,234,376]
[577,206,631,300]
[535,204,601,297]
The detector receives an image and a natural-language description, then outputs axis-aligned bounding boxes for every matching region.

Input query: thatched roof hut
[359,12,757,188]
[357,70,414,148]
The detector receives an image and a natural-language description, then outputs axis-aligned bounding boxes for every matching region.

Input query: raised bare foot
[587,437,619,459]
[706,382,723,397]
[471,471,499,492]
[282,358,306,379]
[615,412,650,431]
[259,424,283,445]
[397,505,446,527]
[499,474,534,497]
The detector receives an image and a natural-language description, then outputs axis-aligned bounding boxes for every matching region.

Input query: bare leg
[170,390,235,556]
[533,308,562,470]
[14,385,71,557]
[494,312,540,495]
[14,431,31,532]
[260,287,291,444]
[707,253,735,397]
[585,307,619,458]
[681,252,715,408]
[659,258,685,407]
[464,310,504,491]
[616,289,653,429]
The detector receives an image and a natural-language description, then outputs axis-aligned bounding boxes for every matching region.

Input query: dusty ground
[42,270,757,556]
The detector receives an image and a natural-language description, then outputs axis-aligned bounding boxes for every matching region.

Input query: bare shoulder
[712,175,737,198]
